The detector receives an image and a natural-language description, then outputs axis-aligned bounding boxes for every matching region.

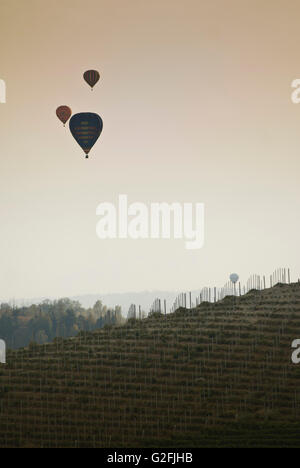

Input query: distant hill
[71,290,180,312]
[14,290,185,315]
[1,283,300,447]
[0,298,123,349]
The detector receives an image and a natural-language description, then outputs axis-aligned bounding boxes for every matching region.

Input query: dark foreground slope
[1,283,300,447]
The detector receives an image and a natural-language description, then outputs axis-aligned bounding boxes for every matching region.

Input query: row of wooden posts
[146,267,293,316]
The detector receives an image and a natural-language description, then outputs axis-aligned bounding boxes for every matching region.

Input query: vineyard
[1,282,300,447]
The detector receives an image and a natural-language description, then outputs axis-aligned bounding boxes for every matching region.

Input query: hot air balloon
[230,273,239,284]
[69,112,103,158]
[56,106,72,126]
[83,70,100,90]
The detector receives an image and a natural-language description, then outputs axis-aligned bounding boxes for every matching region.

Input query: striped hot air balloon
[83,70,100,90]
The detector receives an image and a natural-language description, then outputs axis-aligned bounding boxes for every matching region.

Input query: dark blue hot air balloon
[69,112,103,158]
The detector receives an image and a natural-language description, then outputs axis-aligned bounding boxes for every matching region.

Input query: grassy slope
[1,283,300,447]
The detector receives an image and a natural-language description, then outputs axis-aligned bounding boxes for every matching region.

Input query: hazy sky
[1,0,300,302]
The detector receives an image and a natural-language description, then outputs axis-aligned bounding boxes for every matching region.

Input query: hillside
[1,283,300,447]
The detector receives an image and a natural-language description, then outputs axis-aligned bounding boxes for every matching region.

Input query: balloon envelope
[56,106,72,126]
[83,70,100,89]
[69,112,103,157]
[230,273,239,284]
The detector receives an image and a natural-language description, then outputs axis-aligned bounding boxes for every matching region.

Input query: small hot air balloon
[69,112,103,158]
[230,273,239,284]
[83,70,100,90]
[56,106,72,126]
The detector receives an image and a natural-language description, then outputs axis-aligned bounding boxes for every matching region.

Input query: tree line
[0,298,123,349]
